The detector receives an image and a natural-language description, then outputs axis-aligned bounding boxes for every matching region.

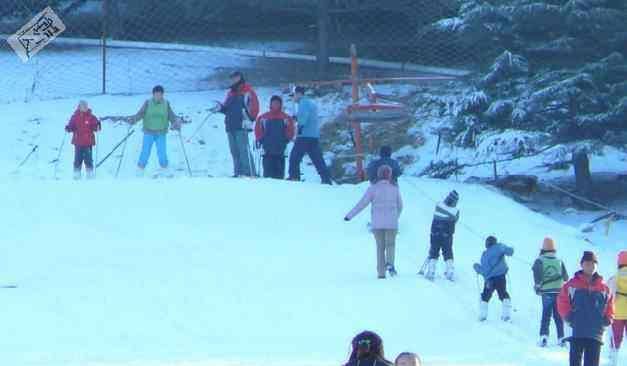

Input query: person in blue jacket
[287,86,332,185]
[474,236,515,322]
[367,145,402,185]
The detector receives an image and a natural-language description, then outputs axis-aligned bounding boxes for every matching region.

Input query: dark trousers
[74,146,93,170]
[481,275,510,302]
[429,233,453,260]
[263,154,286,179]
[569,338,601,366]
[540,293,564,338]
[288,137,331,184]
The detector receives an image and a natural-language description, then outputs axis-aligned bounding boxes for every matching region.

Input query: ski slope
[1,92,625,366]
[0,176,624,366]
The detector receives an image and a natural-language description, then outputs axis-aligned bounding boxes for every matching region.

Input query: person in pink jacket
[344,165,403,279]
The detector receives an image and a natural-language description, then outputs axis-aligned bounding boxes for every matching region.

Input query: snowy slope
[1,91,626,366]
[0,175,625,366]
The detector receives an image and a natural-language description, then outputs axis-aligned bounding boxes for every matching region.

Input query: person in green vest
[532,237,569,348]
[127,85,181,177]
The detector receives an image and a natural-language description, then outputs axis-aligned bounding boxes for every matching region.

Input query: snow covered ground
[1,91,626,366]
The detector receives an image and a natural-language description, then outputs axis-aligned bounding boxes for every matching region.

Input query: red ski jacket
[558,271,614,342]
[66,108,101,147]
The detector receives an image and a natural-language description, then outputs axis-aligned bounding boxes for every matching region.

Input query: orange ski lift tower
[291,44,459,181]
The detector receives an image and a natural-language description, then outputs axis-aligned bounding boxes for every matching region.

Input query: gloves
[534,284,541,295]
[171,119,182,131]
[344,217,350,222]
[65,126,72,133]
[473,263,481,274]
[209,102,222,113]
[603,316,611,327]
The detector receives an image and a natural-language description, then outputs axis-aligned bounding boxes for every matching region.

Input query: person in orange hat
[608,250,627,366]
[532,237,569,347]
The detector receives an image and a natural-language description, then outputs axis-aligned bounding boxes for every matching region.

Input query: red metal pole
[350,44,365,181]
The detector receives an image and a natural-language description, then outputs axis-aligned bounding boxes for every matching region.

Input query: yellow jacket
[609,268,627,320]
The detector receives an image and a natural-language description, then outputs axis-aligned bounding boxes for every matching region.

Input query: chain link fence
[0,0,482,103]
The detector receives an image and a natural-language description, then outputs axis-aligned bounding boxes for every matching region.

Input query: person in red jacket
[65,100,101,179]
[558,251,614,366]
[254,95,295,179]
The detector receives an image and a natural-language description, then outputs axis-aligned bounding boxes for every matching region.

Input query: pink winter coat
[346,180,403,230]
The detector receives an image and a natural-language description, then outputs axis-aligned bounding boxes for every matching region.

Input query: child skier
[558,251,614,366]
[254,95,295,179]
[532,237,569,347]
[473,236,514,322]
[608,250,627,366]
[424,190,459,281]
[65,100,101,179]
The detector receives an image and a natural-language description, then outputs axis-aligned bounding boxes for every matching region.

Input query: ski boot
[136,167,145,178]
[386,264,397,277]
[444,259,455,281]
[73,169,81,180]
[479,301,489,322]
[538,336,548,348]
[558,337,567,348]
[501,299,512,322]
[425,259,436,281]
[86,169,95,180]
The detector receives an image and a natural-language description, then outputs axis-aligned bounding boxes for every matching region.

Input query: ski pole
[186,111,215,143]
[178,131,192,177]
[96,129,135,169]
[51,133,68,180]
[13,145,39,173]
[115,125,132,178]
[94,132,99,177]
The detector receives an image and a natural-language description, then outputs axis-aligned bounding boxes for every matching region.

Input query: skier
[287,86,332,185]
[254,95,295,179]
[367,146,402,185]
[558,251,614,366]
[212,71,259,177]
[473,236,514,322]
[65,100,101,180]
[126,85,182,177]
[345,165,403,279]
[344,331,393,366]
[395,352,422,366]
[424,190,459,281]
[608,250,627,366]
[532,237,569,348]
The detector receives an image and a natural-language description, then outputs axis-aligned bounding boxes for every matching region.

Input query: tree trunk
[573,149,592,198]
[317,0,330,75]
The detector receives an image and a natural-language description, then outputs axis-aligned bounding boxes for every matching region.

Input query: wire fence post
[101,0,108,95]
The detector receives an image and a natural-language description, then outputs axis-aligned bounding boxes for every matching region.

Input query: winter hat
[152,85,164,94]
[445,190,459,206]
[270,95,283,108]
[542,237,556,252]
[291,85,306,96]
[229,70,243,79]
[485,236,498,248]
[351,331,384,359]
[580,251,598,264]
[377,165,393,181]
[618,251,627,267]
[380,145,392,158]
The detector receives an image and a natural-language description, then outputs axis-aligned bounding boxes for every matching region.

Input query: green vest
[540,255,564,291]
[143,99,169,132]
